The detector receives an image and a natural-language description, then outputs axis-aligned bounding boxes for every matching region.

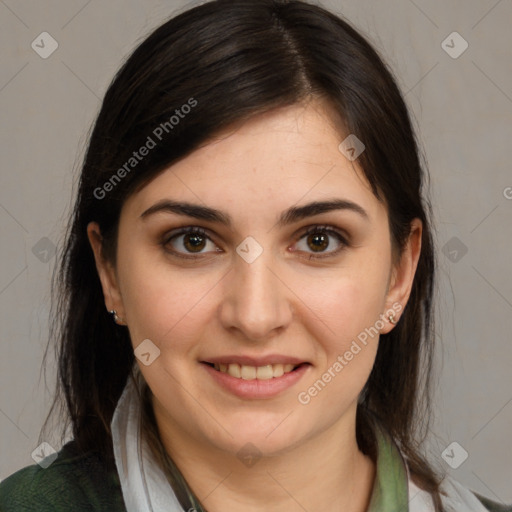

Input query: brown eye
[163,227,219,257]
[182,232,207,252]
[293,225,348,258]
[306,232,329,252]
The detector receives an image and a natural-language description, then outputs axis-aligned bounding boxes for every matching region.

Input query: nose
[218,248,293,342]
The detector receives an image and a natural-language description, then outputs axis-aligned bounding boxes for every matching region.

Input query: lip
[202,354,308,366]
[201,361,311,399]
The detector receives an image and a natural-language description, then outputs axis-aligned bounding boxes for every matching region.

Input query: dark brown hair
[42,0,443,509]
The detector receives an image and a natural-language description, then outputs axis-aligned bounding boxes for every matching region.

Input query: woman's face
[89,100,421,459]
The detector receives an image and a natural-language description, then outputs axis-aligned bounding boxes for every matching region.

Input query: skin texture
[88,100,422,512]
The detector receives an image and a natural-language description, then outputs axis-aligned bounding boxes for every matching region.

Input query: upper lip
[201,354,309,366]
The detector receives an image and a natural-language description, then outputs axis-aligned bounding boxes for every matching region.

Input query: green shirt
[0,426,509,511]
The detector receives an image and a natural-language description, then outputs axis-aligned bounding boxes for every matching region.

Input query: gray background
[0,0,511,504]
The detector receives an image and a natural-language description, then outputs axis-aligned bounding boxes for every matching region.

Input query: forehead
[123,101,385,224]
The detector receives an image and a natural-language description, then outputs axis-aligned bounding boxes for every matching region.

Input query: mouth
[201,362,309,380]
[200,359,311,399]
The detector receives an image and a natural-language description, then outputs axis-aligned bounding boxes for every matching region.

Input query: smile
[208,362,300,380]
[201,361,311,399]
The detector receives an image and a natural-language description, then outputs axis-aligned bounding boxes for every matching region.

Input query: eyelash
[161,224,349,261]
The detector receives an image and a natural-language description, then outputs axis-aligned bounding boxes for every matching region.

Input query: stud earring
[109,310,125,325]
[388,313,397,325]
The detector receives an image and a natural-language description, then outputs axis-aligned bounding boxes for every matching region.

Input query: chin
[208,416,307,457]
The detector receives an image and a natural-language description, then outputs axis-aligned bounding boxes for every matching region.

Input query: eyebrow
[140,198,369,226]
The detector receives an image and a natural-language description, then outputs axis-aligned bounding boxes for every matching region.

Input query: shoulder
[0,441,126,512]
[408,473,511,512]
[439,476,512,512]
[474,493,512,512]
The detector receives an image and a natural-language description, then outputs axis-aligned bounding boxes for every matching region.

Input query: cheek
[296,280,383,415]
[300,269,389,345]
[117,252,215,350]
[293,265,389,407]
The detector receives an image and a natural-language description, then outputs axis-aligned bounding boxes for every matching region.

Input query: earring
[388,313,397,325]
[109,310,124,325]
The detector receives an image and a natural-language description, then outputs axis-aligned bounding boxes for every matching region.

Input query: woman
[0,0,509,510]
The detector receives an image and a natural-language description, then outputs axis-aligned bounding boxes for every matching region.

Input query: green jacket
[0,428,510,511]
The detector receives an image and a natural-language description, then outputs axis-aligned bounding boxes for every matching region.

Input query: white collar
[111,372,183,512]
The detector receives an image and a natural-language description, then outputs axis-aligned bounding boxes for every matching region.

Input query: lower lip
[201,363,310,399]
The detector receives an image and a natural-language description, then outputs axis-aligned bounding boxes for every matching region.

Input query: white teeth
[227,363,241,378]
[241,365,257,380]
[256,365,274,380]
[272,364,284,378]
[213,362,300,380]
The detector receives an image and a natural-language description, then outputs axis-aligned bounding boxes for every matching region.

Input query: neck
[151,398,376,512]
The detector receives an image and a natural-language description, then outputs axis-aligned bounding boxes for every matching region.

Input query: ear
[380,218,422,334]
[87,221,126,324]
